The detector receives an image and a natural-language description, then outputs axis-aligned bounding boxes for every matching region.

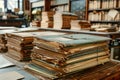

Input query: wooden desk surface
[37,28,120,39]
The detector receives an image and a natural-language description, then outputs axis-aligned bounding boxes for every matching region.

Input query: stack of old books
[6,31,66,61]
[41,11,55,28]
[6,32,35,61]
[53,12,78,29]
[0,29,17,52]
[70,20,91,30]
[25,33,110,79]
[0,33,7,52]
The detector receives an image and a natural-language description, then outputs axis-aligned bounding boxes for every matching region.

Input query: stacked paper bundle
[53,12,78,29]
[41,11,55,28]
[6,32,35,61]
[0,29,17,52]
[6,31,66,61]
[0,33,8,52]
[70,20,91,30]
[25,33,110,79]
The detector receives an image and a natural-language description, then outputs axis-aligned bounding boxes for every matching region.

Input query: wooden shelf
[91,21,120,23]
[51,3,68,8]
[88,8,120,12]
[87,0,120,23]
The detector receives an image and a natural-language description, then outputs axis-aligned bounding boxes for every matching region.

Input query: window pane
[8,0,18,12]
[7,0,23,12]
[0,0,4,12]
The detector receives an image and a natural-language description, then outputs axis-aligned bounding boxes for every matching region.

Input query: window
[7,0,18,11]
[71,0,86,20]
[7,0,23,12]
[19,0,23,11]
[0,0,4,12]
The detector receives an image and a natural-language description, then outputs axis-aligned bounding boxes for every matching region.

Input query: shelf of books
[87,0,120,27]
[50,0,69,12]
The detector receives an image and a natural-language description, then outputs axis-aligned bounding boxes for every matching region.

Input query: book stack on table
[41,11,55,28]
[25,33,110,79]
[6,32,35,61]
[54,12,78,29]
[70,20,91,30]
[0,29,17,52]
[6,31,66,61]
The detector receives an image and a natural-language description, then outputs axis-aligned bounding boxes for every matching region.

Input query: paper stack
[70,20,91,30]
[6,31,66,61]
[6,32,34,61]
[41,11,55,28]
[0,33,8,52]
[53,12,78,29]
[0,29,17,52]
[25,33,110,79]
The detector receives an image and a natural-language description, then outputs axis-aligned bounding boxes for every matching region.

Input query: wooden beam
[68,0,71,12]
[44,0,51,11]
[85,0,89,20]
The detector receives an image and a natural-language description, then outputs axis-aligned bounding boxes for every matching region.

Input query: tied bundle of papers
[25,33,110,79]
[70,20,91,30]
[54,12,78,29]
[6,31,66,61]
[41,11,55,28]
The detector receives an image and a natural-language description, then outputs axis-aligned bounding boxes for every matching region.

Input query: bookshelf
[31,0,69,15]
[87,0,120,27]
[30,0,70,27]
[50,0,69,12]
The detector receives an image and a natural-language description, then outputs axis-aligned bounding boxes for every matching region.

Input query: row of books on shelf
[88,11,120,21]
[52,5,69,12]
[91,23,118,32]
[102,0,117,9]
[51,0,68,5]
[89,0,101,10]
[89,0,120,10]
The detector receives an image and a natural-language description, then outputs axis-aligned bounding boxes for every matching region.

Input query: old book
[25,33,111,79]
[6,33,34,43]
[7,47,31,61]
[32,49,109,66]
[53,12,78,29]
[70,20,91,30]
[25,56,109,79]
[7,42,33,51]
[32,45,109,65]
[34,34,110,54]
[41,11,55,28]
[108,9,119,20]
[24,63,58,79]
[41,21,53,28]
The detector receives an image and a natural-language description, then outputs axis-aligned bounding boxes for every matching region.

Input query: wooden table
[0,18,27,27]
